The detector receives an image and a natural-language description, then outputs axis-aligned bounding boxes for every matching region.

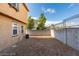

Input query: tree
[27,16,34,30]
[37,13,46,30]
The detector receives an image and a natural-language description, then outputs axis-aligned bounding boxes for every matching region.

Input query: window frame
[21,25,24,33]
[8,3,19,11]
[12,22,18,37]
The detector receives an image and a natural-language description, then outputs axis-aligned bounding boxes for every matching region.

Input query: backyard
[0,37,79,56]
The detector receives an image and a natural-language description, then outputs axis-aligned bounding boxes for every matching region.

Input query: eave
[0,11,27,24]
[23,3,29,12]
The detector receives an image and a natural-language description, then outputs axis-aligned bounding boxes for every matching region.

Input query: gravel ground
[0,37,79,56]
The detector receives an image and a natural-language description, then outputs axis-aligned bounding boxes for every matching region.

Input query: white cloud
[45,8,56,14]
[68,3,74,8]
[45,20,62,26]
[31,16,37,20]
[42,7,56,14]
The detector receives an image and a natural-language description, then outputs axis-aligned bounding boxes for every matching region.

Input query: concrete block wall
[27,30,51,36]
[51,28,79,51]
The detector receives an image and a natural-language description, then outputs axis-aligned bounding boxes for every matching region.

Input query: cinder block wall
[66,28,79,51]
[27,30,51,36]
[53,29,66,44]
[51,28,79,51]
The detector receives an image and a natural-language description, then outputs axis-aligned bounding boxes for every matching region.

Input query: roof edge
[0,12,27,24]
[23,3,29,12]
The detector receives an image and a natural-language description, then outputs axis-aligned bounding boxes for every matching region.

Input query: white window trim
[12,22,18,37]
[9,3,19,11]
[21,25,24,34]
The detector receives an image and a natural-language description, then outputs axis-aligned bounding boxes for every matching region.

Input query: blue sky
[26,3,79,25]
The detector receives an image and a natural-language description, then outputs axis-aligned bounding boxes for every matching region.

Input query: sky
[26,3,79,26]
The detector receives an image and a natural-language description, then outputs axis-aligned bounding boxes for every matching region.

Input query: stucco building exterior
[0,3,29,51]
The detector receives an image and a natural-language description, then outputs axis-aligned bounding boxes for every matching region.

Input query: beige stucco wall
[0,3,28,23]
[0,14,26,51]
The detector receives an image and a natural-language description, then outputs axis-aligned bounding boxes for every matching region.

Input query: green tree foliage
[37,13,46,30]
[27,16,34,30]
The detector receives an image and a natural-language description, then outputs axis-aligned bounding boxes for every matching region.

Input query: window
[9,3,19,11]
[21,25,24,33]
[12,22,18,35]
[12,3,16,6]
